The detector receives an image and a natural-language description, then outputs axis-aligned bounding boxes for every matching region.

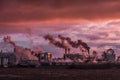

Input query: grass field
[0,67,120,80]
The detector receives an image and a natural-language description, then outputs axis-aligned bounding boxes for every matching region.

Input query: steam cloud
[3,35,38,64]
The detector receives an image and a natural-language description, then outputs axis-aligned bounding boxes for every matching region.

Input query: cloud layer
[0,20,120,57]
[0,0,120,23]
[0,0,120,57]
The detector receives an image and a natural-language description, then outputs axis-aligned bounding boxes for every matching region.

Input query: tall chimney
[65,48,67,54]
[68,48,70,54]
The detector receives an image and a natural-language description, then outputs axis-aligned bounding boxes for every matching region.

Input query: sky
[0,0,120,57]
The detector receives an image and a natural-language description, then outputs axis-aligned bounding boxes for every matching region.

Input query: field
[0,66,120,80]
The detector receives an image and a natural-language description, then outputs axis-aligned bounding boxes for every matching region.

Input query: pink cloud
[0,20,120,57]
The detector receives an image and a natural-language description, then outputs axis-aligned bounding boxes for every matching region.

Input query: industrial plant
[0,34,120,68]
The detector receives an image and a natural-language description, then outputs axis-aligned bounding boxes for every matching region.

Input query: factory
[0,36,52,67]
[0,52,16,67]
[0,51,52,67]
[0,35,120,67]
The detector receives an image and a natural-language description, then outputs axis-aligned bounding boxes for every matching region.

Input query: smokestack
[0,50,2,53]
[14,48,16,53]
[68,48,70,54]
[64,48,70,54]
[65,48,67,54]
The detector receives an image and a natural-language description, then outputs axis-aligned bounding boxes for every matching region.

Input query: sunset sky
[0,0,120,57]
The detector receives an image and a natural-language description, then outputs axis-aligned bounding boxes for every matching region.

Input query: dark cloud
[0,23,70,34]
[0,24,24,34]
[0,0,120,23]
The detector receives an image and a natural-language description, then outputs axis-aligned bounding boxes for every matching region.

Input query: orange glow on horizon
[1,18,120,25]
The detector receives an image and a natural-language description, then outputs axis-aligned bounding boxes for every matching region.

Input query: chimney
[63,54,66,60]
[14,48,16,53]
[65,48,67,54]
[68,48,70,54]
[0,50,2,53]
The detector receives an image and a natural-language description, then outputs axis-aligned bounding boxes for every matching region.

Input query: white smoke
[0,35,38,64]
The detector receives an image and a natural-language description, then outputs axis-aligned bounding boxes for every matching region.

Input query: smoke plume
[44,34,70,53]
[44,34,69,49]
[44,34,90,54]
[2,36,38,64]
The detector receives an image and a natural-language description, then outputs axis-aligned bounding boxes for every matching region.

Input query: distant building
[40,52,52,62]
[102,48,116,62]
[0,53,16,67]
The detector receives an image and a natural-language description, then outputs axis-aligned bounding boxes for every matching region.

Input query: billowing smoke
[33,47,41,54]
[3,36,11,43]
[59,34,90,54]
[3,36,16,47]
[44,34,70,54]
[79,41,90,54]
[2,36,38,64]
[44,34,90,54]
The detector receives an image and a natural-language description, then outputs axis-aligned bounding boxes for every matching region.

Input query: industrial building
[0,53,16,67]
